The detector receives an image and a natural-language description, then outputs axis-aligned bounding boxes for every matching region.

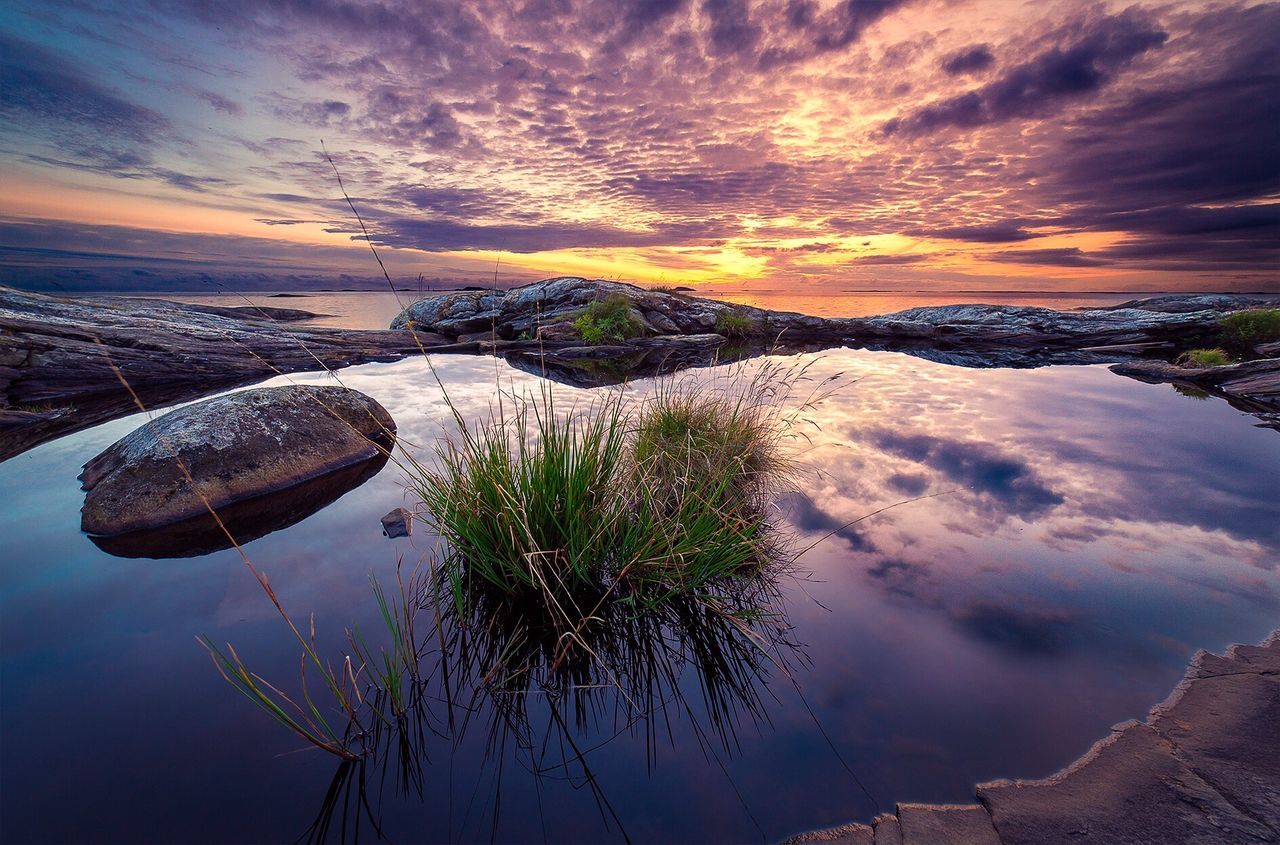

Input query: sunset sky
[0,0,1276,292]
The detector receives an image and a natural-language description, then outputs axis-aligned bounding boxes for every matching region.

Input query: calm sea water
[2,345,1277,843]
[126,288,1220,331]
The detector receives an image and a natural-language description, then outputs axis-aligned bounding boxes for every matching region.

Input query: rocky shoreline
[3,279,1277,459]
[781,629,1280,845]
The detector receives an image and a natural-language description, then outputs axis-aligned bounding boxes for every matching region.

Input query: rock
[871,814,903,845]
[91,453,389,559]
[780,821,874,844]
[976,721,1273,844]
[895,805,999,845]
[1148,647,1280,831]
[1101,294,1278,313]
[0,287,444,461]
[1110,357,1280,428]
[535,320,580,342]
[390,289,504,335]
[381,507,413,538]
[455,330,500,344]
[80,385,395,538]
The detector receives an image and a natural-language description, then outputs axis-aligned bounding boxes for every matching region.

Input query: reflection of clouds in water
[951,602,1078,658]
[90,350,1278,660]
[868,429,1064,521]
[777,492,875,551]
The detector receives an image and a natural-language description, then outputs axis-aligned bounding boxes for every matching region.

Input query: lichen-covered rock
[389,277,785,341]
[80,385,395,537]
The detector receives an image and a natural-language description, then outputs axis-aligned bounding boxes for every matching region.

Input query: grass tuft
[714,312,758,338]
[572,294,643,344]
[1218,309,1280,349]
[1177,347,1232,367]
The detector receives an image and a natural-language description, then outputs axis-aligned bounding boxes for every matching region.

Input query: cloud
[913,222,1038,243]
[986,247,1109,268]
[939,44,994,75]
[884,11,1167,136]
[0,31,169,154]
[271,98,351,127]
[199,89,243,115]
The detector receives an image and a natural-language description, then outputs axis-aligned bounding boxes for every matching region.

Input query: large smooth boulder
[80,385,395,538]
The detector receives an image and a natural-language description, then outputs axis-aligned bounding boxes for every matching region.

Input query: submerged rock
[80,385,396,538]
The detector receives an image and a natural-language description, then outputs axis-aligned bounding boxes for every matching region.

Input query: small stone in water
[381,507,413,538]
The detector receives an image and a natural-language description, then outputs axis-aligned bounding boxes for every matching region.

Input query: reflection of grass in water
[1172,384,1211,401]
[297,570,800,842]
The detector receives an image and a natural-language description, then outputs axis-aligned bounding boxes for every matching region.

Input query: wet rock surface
[80,385,395,538]
[782,631,1280,845]
[0,287,441,461]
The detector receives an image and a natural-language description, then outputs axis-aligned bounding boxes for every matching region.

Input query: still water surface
[1,348,1277,843]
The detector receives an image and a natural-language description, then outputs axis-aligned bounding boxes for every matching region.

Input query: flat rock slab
[978,720,1274,844]
[0,287,440,461]
[896,804,1000,845]
[781,821,874,844]
[872,814,903,845]
[1150,662,1280,831]
[80,385,395,537]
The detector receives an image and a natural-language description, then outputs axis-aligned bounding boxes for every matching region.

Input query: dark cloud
[870,430,1063,520]
[272,98,351,127]
[885,11,1167,136]
[0,31,168,156]
[198,90,242,115]
[986,247,1109,268]
[939,44,994,75]
[703,0,760,57]
[913,223,1038,243]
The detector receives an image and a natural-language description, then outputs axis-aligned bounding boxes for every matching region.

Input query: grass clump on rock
[714,311,758,338]
[1218,309,1280,349]
[1177,348,1232,368]
[572,294,643,344]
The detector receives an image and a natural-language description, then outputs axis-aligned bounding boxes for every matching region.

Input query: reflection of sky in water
[1,350,1277,843]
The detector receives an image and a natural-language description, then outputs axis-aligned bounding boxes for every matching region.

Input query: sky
[0,0,1276,293]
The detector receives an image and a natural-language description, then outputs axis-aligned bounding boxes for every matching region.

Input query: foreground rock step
[80,385,395,557]
[782,629,1280,845]
[0,287,442,461]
